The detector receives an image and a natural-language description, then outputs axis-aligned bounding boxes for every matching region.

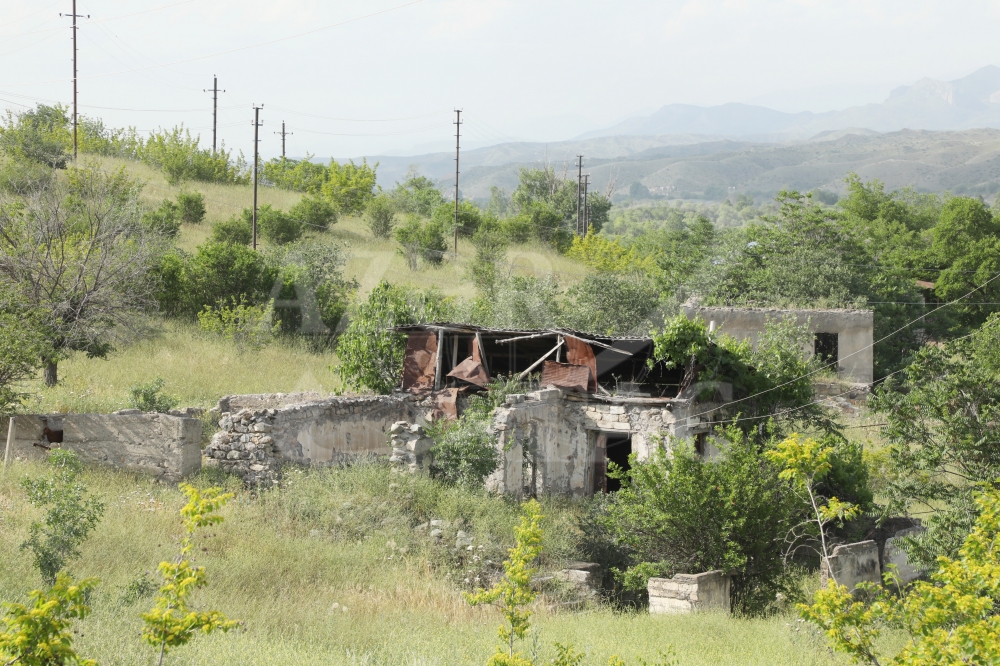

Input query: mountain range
[350,66,1000,199]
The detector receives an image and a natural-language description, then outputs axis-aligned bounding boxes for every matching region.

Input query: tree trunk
[43,359,58,387]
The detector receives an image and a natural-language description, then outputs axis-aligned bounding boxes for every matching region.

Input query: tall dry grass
[0,460,905,665]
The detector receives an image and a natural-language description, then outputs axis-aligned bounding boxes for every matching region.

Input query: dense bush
[210,216,252,246]
[176,190,206,224]
[395,216,447,268]
[257,204,303,245]
[271,241,356,341]
[142,199,181,236]
[290,194,337,231]
[263,157,377,214]
[0,105,70,168]
[593,429,801,615]
[172,241,278,317]
[139,127,248,185]
[391,171,445,216]
[365,194,397,238]
[127,377,179,413]
[431,200,483,238]
[198,298,279,351]
[564,272,662,336]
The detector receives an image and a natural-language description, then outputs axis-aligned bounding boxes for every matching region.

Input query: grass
[0,460,905,666]
[21,320,339,414]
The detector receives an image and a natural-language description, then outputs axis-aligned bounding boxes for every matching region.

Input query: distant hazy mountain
[578,66,1000,140]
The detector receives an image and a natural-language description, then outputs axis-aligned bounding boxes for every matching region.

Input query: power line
[0,0,427,87]
[0,0,201,39]
[265,106,450,123]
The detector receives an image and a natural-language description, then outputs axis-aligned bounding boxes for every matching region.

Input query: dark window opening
[695,432,707,457]
[814,332,839,367]
[594,432,631,493]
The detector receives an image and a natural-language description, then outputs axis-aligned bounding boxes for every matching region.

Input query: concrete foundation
[821,540,882,591]
[648,571,731,614]
[5,412,202,482]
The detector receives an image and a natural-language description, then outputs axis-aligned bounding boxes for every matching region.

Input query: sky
[2,0,999,161]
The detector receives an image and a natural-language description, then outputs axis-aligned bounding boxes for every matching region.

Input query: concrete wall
[682,304,874,384]
[488,388,702,498]
[207,394,420,484]
[648,571,731,614]
[821,540,882,591]
[5,412,201,482]
[883,527,926,586]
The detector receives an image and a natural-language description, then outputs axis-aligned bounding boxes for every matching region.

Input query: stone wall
[821,540,882,591]
[488,388,702,497]
[682,304,874,384]
[206,394,420,484]
[648,571,731,614]
[4,412,201,482]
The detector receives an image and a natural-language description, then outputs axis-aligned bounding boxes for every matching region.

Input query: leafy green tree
[391,169,445,216]
[564,273,661,335]
[869,313,1000,567]
[0,306,45,415]
[175,191,206,225]
[0,104,71,168]
[586,192,612,233]
[466,223,509,291]
[127,377,179,413]
[271,241,356,341]
[395,216,447,269]
[0,572,99,666]
[466,500,544,666]
[629,181,650,199]
[319,158,378,215]
[142,484,239,666]
[365,194,397,238]
[0,165,167,385]
[432,200,483,238]
[487,185,511,218]
[138,127,247,185]
[290,194,337,230]
[20,450,105,585]
[260,154,330,193]
[335,282,452,393]
[510,166,577,220]
[471,275,562,330]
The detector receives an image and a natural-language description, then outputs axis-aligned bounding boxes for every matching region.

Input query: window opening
[814,332,839,368]
[594,431,632,493]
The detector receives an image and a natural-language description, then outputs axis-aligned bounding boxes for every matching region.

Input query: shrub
[432,200,483,238]
[176,190,206,224]
[198,298,279,351]
[395,216,423,270]
[466,224,509,291]
[272,241,356,341]
[290,194,337,231]
[19,450,105,585]
[396,217,448,267]
[138,126,248,185]
[127,377,179,413]
[0,572,99,666]
[0,104,70,168]
[564,273,661,336]
[365,194,397,238]
[0,309,45,415]
[210,216,252,245]
[143,199,181,236]
[257,204,302,245]
[594,429,800,615]
[180,242,276,316]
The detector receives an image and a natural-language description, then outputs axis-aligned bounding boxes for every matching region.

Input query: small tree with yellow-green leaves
[765,433,860,578]
[141,484,239,666]
[0,572,99,666]
[799,489,1000,665]
[466,499,544,666]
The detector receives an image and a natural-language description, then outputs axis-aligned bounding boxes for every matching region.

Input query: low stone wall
[5,412,201,482]
[206,394,420,484]
[821,540,881,591]
[648,571,731,614]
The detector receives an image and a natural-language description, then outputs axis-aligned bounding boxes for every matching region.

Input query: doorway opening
[814,332,839,368]
[593,431,632,493]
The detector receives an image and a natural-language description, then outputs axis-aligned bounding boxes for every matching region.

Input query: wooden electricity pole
[204,75,225,153]
[453,109,462,256]
[275,121,292,158]
[582,174,590,235]
[576,155,584,235]
[60,1,88,160]
[251,105,263,250]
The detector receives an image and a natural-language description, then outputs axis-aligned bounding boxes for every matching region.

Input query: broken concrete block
[648,571,730,614]
[884,527,926,586]
[821,540,881,592]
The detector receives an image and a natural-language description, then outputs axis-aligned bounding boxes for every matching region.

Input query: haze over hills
[350,66,1000,200]
[578,66,1000,140]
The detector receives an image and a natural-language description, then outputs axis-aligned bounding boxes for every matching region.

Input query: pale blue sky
[1,0,998,160]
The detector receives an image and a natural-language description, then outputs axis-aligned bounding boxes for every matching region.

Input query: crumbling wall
[206,394,419,484]
[648,571,731,614]
[5,412,201,482]
[488,388,698,497]
[682,304,874,384]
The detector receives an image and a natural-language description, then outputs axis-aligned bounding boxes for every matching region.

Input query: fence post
[3,416,14,473]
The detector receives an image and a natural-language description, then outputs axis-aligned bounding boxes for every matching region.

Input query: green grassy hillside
[0,460,903,666]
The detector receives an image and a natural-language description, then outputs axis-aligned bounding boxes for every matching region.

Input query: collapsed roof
[393,324,686,398]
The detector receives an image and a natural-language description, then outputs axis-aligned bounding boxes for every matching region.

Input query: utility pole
[453,109,462,256]
[60,1,88,160]
[274,121,292,158]
[204,75,225,153]
[575,155,583,235]
[251,105,263,251]
[582,174,590,235]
